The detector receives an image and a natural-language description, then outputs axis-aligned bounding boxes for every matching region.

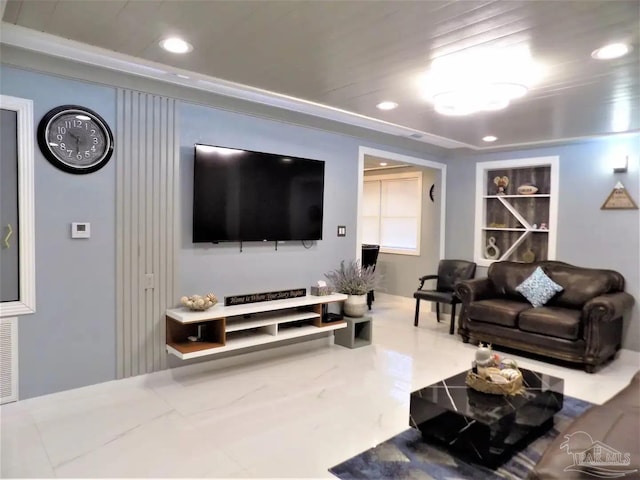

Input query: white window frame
[363,171,422,256]
[0,95,36,318]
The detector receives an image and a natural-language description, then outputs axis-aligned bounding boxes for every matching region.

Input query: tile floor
[2,294,638,478]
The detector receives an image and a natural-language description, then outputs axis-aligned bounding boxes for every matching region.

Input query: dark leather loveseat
[529,370,640,479]
[455,261,634,372]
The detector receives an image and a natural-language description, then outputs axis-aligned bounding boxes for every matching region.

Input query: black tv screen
[193,144,325,242]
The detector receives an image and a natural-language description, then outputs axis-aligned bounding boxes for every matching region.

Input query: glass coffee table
[409,368,564,467]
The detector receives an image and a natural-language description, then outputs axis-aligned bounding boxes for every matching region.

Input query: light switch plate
[337,225,346,237]
[71,222,91,238]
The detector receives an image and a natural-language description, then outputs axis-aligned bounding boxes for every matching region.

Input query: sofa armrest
[454,277,494,305]
[583,292,635,323]
[582,292,634,368]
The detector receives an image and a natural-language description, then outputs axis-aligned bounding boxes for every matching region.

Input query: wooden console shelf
[166,293,348,360]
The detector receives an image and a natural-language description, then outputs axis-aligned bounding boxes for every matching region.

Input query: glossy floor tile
[1,294,638,478]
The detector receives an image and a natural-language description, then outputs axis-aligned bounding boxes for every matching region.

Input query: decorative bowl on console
[180,293,218,311]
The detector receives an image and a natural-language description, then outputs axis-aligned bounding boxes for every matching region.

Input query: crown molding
[0,23,473,150]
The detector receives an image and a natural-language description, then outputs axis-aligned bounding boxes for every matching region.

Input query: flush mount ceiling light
[376,101,398,110]
[423,47,542,116]
[482,135,498,143]
[159,37,193,54]
[591,43,632,60]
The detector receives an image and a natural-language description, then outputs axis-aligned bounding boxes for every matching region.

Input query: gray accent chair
[413,259,477,334]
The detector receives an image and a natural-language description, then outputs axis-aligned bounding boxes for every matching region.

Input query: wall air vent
[0,318,18,404]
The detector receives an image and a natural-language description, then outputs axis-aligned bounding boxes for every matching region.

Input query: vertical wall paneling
[116,90,177,378]
[0,317,18,404]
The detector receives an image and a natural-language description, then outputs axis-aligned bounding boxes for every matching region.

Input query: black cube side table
[334,315,372,348]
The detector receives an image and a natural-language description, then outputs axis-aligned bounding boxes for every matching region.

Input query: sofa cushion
[530,407,640,480]
[519,307,582,341]
[530,370,640,480]
[516,266,564,307]
[545,266,612,308]
[468,299,531,327]
[487,262,539,298]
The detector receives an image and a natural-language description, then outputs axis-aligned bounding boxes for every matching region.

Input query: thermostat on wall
[71,222,91,239]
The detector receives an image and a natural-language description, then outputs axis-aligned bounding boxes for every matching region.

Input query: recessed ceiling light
[483,135,498,142]
[591,43,631,60]
[377,101,398,111]
[159,37,193,54]
[379,162,388,166]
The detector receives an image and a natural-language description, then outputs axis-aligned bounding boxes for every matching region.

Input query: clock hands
[69,132,81,153]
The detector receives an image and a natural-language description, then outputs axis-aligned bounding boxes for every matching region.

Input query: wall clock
[37,105,114,174]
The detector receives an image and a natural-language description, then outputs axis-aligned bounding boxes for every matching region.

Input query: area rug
[329,396,593,480]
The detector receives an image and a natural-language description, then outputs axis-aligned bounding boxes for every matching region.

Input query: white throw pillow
[516,266,564,308]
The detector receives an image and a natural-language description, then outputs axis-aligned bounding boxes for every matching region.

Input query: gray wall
[445,136,640,351]
[0,66,117,398]
[0,62,447,398]
[364,166,441,298]
[177,101,358,297]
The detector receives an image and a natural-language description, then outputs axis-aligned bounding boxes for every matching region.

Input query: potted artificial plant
[325,260,379,317]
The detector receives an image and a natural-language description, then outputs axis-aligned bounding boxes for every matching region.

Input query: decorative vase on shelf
[522,248,536,263]
[343,294,367,317]
[493,176,509,195]
[324,259,379,318]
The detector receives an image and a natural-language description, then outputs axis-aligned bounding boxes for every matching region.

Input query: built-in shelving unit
[474,157,559,267]
[166,293,348,360]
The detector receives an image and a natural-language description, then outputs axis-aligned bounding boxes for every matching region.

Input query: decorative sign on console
[224,288,307,306]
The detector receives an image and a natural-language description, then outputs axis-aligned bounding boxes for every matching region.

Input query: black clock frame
[37,105,114,175]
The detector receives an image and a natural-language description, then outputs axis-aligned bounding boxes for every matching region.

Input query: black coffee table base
[410,368,564,467]
[419,415,554,468]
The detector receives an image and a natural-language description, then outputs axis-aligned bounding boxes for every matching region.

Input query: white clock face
[45,110,111,169]
[38,105,114,174]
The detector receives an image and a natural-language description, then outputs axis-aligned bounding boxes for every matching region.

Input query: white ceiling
[363,155,408,171]
[2,0,639,149]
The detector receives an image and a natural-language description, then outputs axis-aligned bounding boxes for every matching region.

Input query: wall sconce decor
[612,156,628,173]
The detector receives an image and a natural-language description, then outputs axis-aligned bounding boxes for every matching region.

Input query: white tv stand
[165,293,348,360]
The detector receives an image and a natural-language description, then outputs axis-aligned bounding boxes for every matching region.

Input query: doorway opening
[357,146,446,300]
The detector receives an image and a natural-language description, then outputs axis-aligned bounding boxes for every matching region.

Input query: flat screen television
[193,144,325,243]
